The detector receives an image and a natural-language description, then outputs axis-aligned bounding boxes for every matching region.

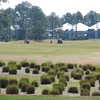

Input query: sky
[1,0,100,16]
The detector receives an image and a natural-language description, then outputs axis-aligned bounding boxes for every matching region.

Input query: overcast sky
[1,0,100,16]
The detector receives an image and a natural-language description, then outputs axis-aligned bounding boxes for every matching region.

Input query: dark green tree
[72,11,83,31]
[63,12,73,24]
[0,8,12,41]
[15,1,32,40]
[47,12,61,38]
[84,11,97,26]
[29,6,47,40]
[15,1,47,40]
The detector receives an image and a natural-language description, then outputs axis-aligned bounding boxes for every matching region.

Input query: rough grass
[0,74,40,81]
[0,96,100,100]
[0,40,100,64]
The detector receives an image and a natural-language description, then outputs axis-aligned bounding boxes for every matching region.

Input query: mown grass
[0,40,100,63]
[0,96,100,100]
[0,40,100,56]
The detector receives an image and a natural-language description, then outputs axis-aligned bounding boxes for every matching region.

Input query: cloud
[2,0,100,16]
[24,0,100,16]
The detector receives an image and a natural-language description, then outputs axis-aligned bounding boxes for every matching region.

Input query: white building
[89,22,100,30]
[62,23,90,31]
[76,23,89,31]
[62,23,73,31]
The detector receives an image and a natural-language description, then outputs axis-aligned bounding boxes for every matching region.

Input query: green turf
[0,40,100,63]
[0,40,100,56]
[0,96,100,100]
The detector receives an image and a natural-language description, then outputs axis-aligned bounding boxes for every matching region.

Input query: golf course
[0,40,99,100]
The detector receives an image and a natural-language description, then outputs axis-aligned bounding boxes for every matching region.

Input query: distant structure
[49,22,100,40]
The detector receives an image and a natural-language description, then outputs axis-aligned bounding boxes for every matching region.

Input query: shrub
[41,65,50,73]
[85,70,90,75]
[96,74,100,80]
[49,75,55,82]
[2,66,9,72]
[48,69,56,76]
[31,80,39,87]
[6,85,19,94]
[60,66,68,72]
[34,65,40,70]
[9,79,18,85]
[26,85,35,94]
[67,64,75,69]
[80,88,90,96]
[0,60,5,67]
[40,75,54,85]
[25,68,30,73]
[82,84,91,90]
[53,83,65,93]
[85,75,96,82]
[19,78,29,84]
[8,61,16,65]
[49,64,55,69]
[42,66,50,73]
[19,78,29,92]
[59,77,67,87]
[99,86,100,90]
[92,92,100,96]
[80,80,91,90]
[30,63,40,70]
[8,64,17,75]
[55,62,66,68]
[30,62,36,68]
[41,62,53,72]
[63,75,69,81]
[72,74,82,80]
[0,78,8,88]
[41,62,53,67]
[55,63,68,72]
[68,87,78,93]
[80,64,89,71]
[90,80,95,87]
[42,89,50,95]
[9,69,17,75]
[79,64,83,68]
[88,65,96,72]
[20,60,29,67]
[50,88,62,95]
[71,69,84,80]
[57,71,64,79]
[16,64,22,70]
[19,82,29,92]
[32,69,39,74]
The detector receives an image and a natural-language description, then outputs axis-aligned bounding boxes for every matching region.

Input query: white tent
[62,23,73,31]
[89,22,100,30]
[76,23,89,31]
[62,23,90,31]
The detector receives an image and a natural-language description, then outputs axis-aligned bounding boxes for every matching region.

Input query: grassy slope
[0,96,100,100]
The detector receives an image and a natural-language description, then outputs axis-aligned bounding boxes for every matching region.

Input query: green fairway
[0,40,100,64]
[0,40,100,56]
[0,96,100,100]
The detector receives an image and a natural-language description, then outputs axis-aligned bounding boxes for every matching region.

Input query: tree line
[0,1,100,41]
